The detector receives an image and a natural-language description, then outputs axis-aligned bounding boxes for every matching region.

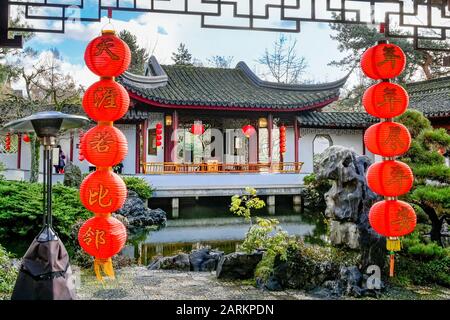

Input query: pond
[122,196,328,265]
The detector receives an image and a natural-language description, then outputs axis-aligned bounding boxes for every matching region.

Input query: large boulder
[316,146,385,270]
[270,247,339,291]
[216,252,263,280]
[147,253,190,271]
[189,248,224,272]
[115,190,166,229]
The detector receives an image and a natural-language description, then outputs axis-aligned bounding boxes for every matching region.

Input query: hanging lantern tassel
[94,258,115,282]
[387,238,401,277]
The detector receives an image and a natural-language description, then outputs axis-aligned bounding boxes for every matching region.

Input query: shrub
[122,176,153,200]
[0,180,90,244]
[301,173,330,212]
[230,187,265,221]
[0,244,18,300]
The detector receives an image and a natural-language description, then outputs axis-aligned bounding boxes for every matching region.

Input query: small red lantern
[82,79,130,121]
[22,134,30,143]
[80,169,127,214]
[156,141,162,147]
[190,123,205,135]
[242,125,256,138]
[84,31,131,77]
[364,122,411,157]
[366,160,414,197]
[362,82,409,118]
[5,133,11,152]
[361,43,406,80]
[81,125,128,167]
[78,215,127,259]
[369,200,416,238]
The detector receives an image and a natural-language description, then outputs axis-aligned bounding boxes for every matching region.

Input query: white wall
[117,124,137,174]
[299,127,367,174]
[283,127,295,162]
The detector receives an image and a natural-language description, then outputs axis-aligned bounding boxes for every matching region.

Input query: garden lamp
[2,111,89,300]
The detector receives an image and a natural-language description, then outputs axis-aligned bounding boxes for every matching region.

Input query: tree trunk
[421,52,433,80]
[421,202,443,246]
[29,134,40,183]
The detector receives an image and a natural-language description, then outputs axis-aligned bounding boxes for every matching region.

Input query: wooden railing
[141,162,303,174]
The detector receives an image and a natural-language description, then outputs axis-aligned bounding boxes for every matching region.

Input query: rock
[316,146,386,270]
[63,162,82,188]
[148,253,190,271]
[263,276,283,291]
[115,191,166,229]
[189,248,224,272]
[329,221,360,249]
[270,248,339,291]
[216,252,263,280]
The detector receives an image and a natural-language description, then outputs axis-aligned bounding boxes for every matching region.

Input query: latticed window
[0,134,19,153]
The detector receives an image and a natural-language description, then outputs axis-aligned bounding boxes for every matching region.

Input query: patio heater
[2,111,89,300]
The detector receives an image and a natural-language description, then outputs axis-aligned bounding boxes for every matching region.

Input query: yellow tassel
[386,238,401,251]
[94,258,115,282]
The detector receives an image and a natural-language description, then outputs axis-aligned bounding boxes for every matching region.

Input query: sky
[6,0,441,92]
[9,8,351,91]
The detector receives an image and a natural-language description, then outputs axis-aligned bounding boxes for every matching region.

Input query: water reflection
[122,199,328,265]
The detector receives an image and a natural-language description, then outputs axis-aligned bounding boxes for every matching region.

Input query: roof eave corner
[120,55,169,89]
[235,61,351,92]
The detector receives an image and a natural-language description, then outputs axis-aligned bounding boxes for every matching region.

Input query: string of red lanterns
[155,122,163,147]
[361,41,416,277]
[279,125,286,154]
[5,132,11,152]
[78,29,131,281]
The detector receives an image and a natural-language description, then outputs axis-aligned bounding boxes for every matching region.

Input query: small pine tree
[397,110,450,246]
[172,43,193,66]
[119,30,149,75]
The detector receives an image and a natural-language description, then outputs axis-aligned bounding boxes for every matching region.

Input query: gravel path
[76,266,450,300]
[76,267,316,300]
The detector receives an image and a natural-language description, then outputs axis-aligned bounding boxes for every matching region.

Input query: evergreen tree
[172,43,193,66]
[398,110,450,246]
[119,30,149,75]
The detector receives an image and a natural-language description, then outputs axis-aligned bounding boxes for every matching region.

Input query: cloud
[157,26,168,35]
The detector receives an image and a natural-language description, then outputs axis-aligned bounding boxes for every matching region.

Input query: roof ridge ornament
[235,61,351,92]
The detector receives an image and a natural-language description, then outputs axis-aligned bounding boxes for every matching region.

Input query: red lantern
[279,126,286,154]
[369,200,416,238]
[242,125,256,138]
[361,43,406,80]
[366,160,414,197]
[82,79,130,122]
[78,216,127,259]
[362,82,409,118]
[364,122,411,157]
[80,169,127,214]
[156,141,162,147]
[190,123,205,135]
[5,133,11,152]
[156,129,163,135]
[81,125,128,167]
[84,31,131,77]
[22,134,30,143]
[156,123,163,130]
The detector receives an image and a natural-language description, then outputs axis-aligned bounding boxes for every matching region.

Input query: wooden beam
[0,0,22,48]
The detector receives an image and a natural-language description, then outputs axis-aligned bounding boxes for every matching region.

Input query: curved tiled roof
[407,76,450,117]
[298,112,376,128]
[118,58,349,111]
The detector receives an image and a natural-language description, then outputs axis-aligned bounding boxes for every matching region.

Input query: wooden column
[17,133,21,169]
[362,128,366,155]
[268,113,273,165]
[142,120,148,173]
[135,123,141,173]
[69,131,74,162]
[294,116,299,164]
[172,110,179,162]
